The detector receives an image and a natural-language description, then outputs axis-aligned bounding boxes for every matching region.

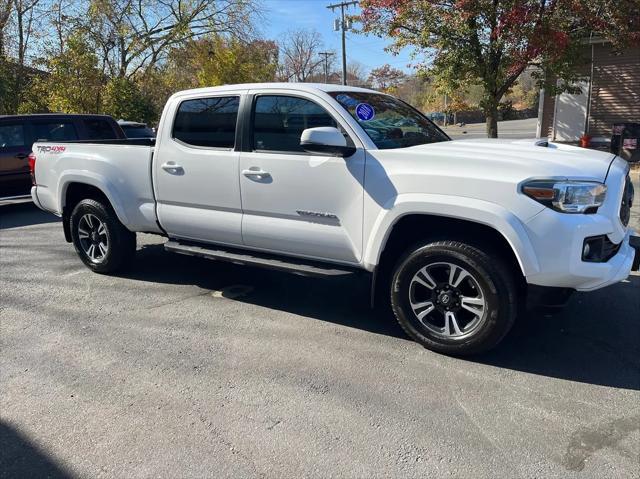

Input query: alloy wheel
[408,262,486,339]
[77,214,109,263]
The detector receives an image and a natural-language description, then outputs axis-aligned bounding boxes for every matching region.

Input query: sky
[261,0,418,75]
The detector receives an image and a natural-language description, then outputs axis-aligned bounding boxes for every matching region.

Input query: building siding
[588,43,640,138]
[538,42,639,141]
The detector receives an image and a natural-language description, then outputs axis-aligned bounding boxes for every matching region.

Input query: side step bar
[164,240,358,277]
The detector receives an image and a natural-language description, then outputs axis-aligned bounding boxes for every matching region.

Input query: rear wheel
[390,240,517,355]
[70,199,136,273]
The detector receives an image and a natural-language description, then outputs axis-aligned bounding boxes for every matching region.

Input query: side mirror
[300,127,356,157]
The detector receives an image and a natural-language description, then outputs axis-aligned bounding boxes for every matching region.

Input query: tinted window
[32,122,78,142]
[253,96,337,152]
[329,92,449,149]
[0,124,25,148]
[122,125,155,138]
[173,96,240,148]
[83,119,117,140]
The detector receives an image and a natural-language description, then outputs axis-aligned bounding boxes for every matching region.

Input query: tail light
[28,152,36,185]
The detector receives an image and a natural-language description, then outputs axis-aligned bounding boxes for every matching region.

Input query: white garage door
[553,80,589,142]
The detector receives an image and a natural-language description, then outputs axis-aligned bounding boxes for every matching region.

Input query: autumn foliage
[360,0,639,137]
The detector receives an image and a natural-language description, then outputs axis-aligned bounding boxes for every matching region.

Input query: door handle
[242,168,270,179]
[161,161,183,173]
[15,153,28,160]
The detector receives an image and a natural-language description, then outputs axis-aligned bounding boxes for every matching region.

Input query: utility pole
[327,1,358,86]
[443,93,448,127]
[318,51,334,83]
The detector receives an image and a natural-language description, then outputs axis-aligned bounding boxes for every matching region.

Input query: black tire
[70,198,136,273]
[390,240,517,355]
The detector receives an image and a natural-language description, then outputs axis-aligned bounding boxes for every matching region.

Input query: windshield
[329,92,450,149]
[122,125,155,138]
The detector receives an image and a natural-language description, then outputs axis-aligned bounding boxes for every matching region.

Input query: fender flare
[364,193,541,278]
[58,171,130,227]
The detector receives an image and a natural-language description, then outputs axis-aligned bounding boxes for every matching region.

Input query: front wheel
[70,199,136,273]
[390,240,518,355]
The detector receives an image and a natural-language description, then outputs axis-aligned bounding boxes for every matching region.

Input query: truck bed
[53,138,156,146]
[31,140,162,234]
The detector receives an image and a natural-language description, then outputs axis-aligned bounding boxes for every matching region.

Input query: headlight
[522,180,607,213]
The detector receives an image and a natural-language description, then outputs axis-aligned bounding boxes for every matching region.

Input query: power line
[326,1,358,86]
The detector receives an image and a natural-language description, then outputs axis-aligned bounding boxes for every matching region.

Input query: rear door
[154,93,244,245]
[0,120,31,197]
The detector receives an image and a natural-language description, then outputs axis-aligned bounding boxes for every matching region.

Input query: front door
[239,93,365,264]
[154,94,244,245]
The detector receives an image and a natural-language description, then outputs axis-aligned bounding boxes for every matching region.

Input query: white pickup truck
[30,83,638,355]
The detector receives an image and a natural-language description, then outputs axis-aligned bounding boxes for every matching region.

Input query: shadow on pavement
[122,244,640,391]
[0,203,60,230]
[474,275,640,391]
[122,243,403,339]
[0,421,73,478]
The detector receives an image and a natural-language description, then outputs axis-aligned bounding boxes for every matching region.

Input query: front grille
[620,175,633,227]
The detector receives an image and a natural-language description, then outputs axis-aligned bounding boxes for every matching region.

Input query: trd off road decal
[36,145,66,153]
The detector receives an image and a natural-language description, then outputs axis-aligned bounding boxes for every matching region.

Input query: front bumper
[523,157,637,291]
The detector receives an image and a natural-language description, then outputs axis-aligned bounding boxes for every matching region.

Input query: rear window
[122,125,155,138]
[83,119,117,140]
[32,121,78,142]
[0,123,25,148]
[172,96,240,148]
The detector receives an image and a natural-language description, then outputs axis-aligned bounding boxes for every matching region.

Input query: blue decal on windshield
[336,94,359,108]
[355,103,375,121]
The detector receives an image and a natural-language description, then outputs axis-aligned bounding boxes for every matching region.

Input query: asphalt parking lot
[443,118,538,140]
[1,176,639,478]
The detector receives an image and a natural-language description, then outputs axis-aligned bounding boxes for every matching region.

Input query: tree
[279,29,324,82]
[193,36,279,86]
[5,0,43,108]
[0,57,15,113]
[24,32,104,113]
[326,60,370,87]
[102,76,154,121]
[87,0,258,79]
[12,0,42,66]
[360,0,640,137]
[0,0,12,56]
[367,63,406,92]
[48,0,84,55]
[346,61,369,87]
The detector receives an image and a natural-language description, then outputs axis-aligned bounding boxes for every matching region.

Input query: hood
[397,138,615,182]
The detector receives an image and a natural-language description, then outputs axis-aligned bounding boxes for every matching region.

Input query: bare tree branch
[280,29,325,82]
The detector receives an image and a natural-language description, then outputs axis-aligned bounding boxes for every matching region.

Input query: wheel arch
[365,196,542,307]
[60,177,129,242]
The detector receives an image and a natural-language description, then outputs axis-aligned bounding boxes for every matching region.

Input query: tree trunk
[485,101,499,138]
